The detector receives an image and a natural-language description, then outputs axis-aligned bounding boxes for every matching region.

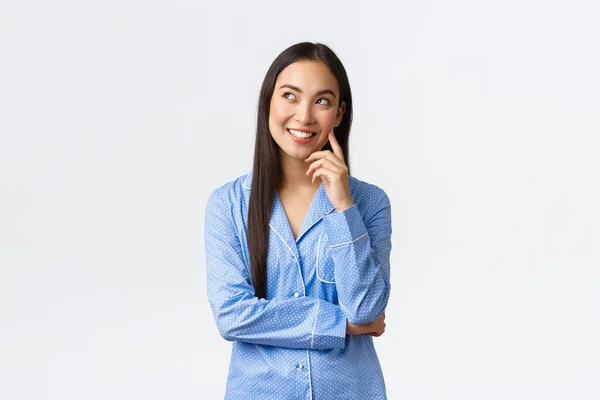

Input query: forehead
[275,60,339,94]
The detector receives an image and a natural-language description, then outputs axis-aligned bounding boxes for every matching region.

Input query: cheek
[318,109,337,126]
[270,100,293,124]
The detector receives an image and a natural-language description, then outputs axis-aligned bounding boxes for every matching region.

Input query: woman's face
[269,59,346,161]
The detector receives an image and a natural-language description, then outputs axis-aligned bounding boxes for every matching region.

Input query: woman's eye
[283,92,296,100]
[316,98,330,105]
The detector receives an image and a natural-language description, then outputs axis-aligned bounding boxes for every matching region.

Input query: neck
[278,151,321,190]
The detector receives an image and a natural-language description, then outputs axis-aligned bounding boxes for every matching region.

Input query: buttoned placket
[267,183,339,400]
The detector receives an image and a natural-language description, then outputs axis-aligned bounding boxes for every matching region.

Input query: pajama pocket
[316,233,336,284]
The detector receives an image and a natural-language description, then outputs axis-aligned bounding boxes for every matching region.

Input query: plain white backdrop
[1,0,599,399]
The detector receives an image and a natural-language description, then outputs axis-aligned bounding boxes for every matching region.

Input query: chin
[281,146,312,160]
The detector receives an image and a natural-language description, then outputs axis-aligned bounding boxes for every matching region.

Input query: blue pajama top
[204,171,392,399]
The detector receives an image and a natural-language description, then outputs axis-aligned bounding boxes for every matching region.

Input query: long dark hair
[248,42,353,299]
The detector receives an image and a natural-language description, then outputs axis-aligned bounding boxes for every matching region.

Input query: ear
[334,101,346,127]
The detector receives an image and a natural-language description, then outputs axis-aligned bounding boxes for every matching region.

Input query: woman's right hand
[346,312,386,337]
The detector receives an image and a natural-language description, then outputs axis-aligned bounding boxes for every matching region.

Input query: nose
[294,101,314,125]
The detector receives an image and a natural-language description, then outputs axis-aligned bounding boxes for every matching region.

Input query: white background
[1,0,599,399]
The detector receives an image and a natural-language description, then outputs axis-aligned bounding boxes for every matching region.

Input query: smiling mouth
[287,128,317,139]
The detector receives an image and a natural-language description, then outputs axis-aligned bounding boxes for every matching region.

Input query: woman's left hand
[305,129,354,212]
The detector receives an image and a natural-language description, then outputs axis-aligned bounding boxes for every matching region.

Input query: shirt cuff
[311,300,347,350]
[323,204,368,246]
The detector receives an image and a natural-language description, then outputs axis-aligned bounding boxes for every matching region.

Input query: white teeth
[288,129,316,139]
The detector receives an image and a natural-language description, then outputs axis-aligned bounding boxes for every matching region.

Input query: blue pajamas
[205,171,392,399]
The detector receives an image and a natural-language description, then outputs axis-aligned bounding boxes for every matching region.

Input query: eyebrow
[279,84,337,98]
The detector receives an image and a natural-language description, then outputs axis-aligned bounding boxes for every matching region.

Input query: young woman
[205,42,392,399]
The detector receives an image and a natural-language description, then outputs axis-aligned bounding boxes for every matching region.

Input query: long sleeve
[204,188,347,350]
[323,188,392,325]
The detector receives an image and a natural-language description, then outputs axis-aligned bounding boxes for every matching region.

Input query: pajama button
[293,292,299,297]
[296,363,303,369]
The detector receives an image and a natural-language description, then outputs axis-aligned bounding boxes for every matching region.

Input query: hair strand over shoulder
[248,42,353,299]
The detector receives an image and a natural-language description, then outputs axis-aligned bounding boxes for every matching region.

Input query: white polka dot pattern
[204,171,392,399]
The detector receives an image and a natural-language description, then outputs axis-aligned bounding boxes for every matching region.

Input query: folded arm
[323,189,392,325]
[205,189,348,350]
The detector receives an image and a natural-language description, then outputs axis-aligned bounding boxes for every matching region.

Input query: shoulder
[349,175,390,208]
[206,171,251,211]
[345,176,392,240]
[347,175,391,226]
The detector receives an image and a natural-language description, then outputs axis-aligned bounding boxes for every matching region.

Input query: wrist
[346,320,367,335]
[346,320,357,335]
[335,202,354,212]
